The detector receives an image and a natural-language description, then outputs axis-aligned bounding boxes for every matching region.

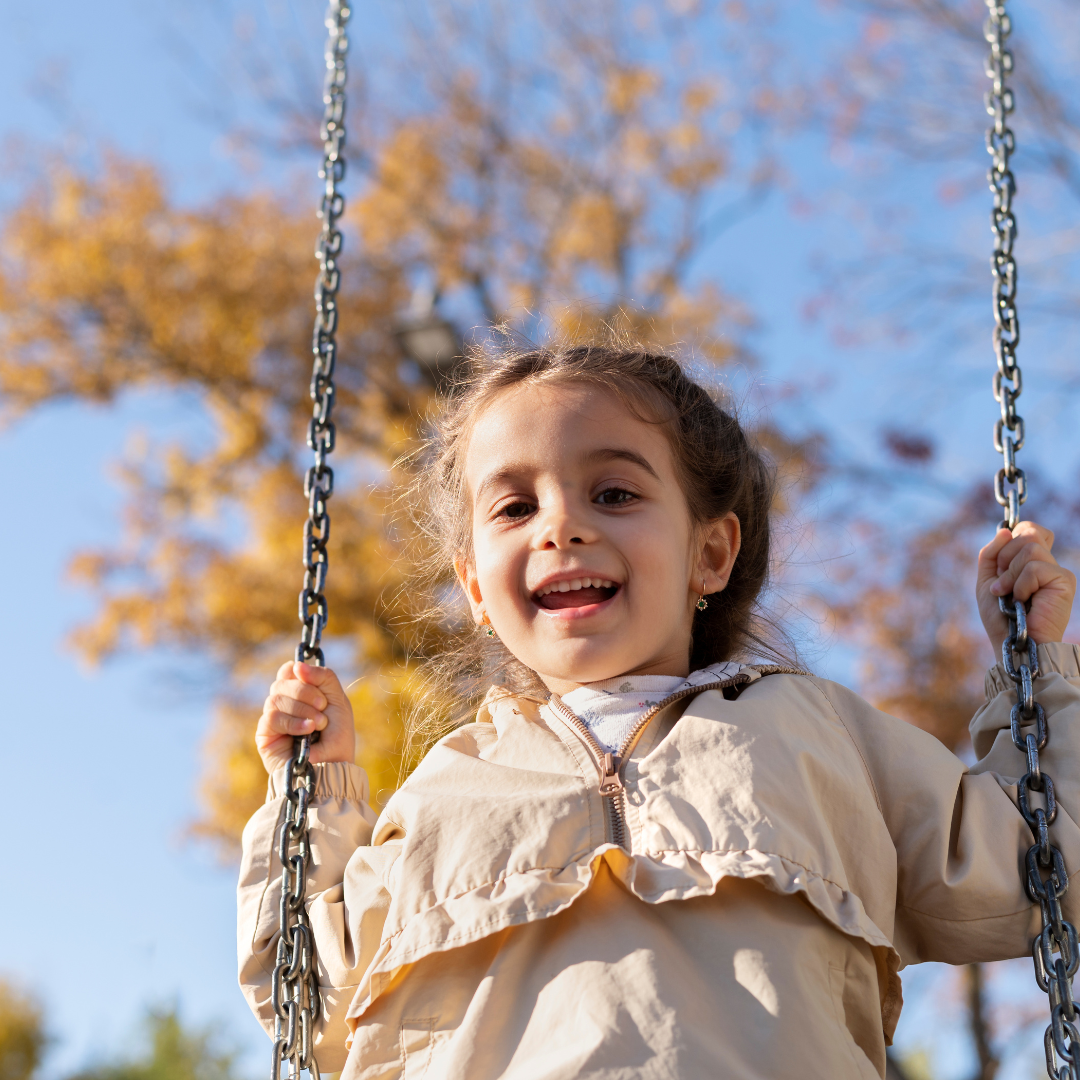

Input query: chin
[531,644,639,686]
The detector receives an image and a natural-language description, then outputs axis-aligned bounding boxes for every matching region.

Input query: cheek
[472,531,524,601]
[623,512,694,586]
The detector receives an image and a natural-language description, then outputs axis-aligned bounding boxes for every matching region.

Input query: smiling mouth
[534,578,620,610]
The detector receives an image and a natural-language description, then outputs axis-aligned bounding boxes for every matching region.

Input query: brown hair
[398,336,792,770]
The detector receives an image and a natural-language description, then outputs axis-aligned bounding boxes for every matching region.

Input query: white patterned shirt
[560,662,741,753]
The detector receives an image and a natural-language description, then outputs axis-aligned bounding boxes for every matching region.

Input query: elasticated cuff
[984,642,1080,700]
[266,760,370,804]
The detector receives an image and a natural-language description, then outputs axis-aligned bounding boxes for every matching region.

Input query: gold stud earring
[480,613,497,639]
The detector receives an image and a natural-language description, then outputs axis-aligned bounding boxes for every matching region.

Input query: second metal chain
[1002,598,1080,1080]
[985,5,1079,1077]
[273,5,351,1080]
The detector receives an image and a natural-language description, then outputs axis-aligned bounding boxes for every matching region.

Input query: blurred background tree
[0,980,46,1080]
[0,0,801,854]
[66,1011,239,1080]
[808,0,1079,354]
[0,994,245,1080]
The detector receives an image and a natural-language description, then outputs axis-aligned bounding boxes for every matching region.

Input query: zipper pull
[598,752,624,797]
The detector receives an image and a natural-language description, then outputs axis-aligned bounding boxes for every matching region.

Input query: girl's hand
[256,661,357,774]
[977,522,1076,657]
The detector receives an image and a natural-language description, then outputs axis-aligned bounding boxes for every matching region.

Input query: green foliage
[893,1048,934,1080]
[67,1010,241,1080]
[0,980,46,1080]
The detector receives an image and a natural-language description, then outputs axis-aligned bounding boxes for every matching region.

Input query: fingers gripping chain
[986,9,1079,1073]
[276,5,351,1080]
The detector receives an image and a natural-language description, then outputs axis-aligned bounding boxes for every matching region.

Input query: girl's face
[457,381,741,693]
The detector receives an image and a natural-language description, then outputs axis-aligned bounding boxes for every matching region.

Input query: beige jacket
[238,645,1080,1080]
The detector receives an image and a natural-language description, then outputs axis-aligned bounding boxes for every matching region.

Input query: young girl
[239,345,1079,1079]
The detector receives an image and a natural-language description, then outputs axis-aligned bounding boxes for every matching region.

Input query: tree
[0,0,795,855]
[67,1009,240,1080]
[0,980,46,1080]
[808,0,1080,370]
[828,485,993,750]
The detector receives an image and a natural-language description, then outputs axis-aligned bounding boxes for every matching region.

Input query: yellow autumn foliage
[355,122,452,260]
[549,194,623,272]
[606,67,661,115]
[0,0,793,856]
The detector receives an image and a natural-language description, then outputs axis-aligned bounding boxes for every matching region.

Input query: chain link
[273,5,350,1080]
[986,5,1079,1076]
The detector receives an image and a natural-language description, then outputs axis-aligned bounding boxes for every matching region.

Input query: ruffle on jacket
[342,841,904,1045]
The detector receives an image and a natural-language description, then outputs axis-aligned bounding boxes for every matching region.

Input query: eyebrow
[473,446,660,504]
[582,446,661,480]
[474,465,528,504]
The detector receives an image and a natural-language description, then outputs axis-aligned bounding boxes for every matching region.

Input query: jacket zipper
[549,675,749,849]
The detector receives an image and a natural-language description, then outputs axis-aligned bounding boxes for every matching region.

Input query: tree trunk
[966,963,999,1080]
[885,1050,913,1080]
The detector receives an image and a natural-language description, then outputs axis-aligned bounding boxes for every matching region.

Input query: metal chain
[1004,599,1080,1080]
[985,6,1080,1077]
[986,0,1025,532]
[272,5,350,1080]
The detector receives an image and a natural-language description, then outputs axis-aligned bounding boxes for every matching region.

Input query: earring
[696,578,708,611]
[480,613,497,639]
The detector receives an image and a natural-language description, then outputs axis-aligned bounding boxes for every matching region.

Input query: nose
[534,492,596,549]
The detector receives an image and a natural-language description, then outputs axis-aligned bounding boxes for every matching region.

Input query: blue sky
[0,2,1075,1078]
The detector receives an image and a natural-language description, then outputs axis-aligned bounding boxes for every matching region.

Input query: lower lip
[533,588,620,621]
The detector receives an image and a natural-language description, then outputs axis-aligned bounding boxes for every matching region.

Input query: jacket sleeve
[817,642,1080,967]
[237,761,382,1071]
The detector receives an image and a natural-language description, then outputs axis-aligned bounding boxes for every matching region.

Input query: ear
[454,555,487,625]
[696,512,742,595]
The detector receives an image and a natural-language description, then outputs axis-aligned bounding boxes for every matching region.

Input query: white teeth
[535,578,618,597]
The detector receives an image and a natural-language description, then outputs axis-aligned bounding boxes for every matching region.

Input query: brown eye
[499,500,535,520]
[595,488,636,506]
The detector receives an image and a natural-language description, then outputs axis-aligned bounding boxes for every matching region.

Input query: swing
[268,3,1075,1079]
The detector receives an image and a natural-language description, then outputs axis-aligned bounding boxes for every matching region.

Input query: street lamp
[393,285,462,385]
